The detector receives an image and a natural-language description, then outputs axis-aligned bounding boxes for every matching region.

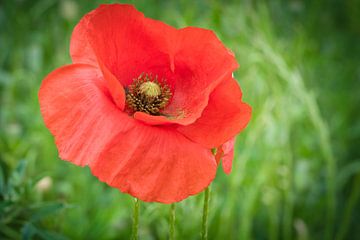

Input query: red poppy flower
[39,4,251,203]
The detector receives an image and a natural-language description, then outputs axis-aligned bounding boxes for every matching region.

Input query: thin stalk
[132,198,140,240]
[336,172,360,240]
[169,203,176,240]
[201,186,210,240]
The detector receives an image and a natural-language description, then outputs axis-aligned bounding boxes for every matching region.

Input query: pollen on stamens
[125,73,172,116]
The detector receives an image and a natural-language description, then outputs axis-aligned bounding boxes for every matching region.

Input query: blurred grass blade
[30,203,66,222]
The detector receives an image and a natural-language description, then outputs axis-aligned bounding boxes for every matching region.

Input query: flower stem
[132,198,140,240]
[201,186,210,240]
[169,203,176,240]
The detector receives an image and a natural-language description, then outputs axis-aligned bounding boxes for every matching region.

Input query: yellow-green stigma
[126,74,172,115]
[139,81,161,97]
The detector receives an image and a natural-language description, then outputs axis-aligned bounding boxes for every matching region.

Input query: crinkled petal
[71,4,238,126]
[97,59,126,110]
[178,75,251,148]
[39,64,132,166]
[222,139,235,174]
[160,27,238,124]
[70,10,97,65]
[84,4,172,86]
[70,14,126,110]
[215,138,235,174]
[90,124,217,203]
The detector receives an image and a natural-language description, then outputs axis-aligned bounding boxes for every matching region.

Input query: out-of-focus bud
[294,218,308,240]
[60,0,78,21]
[35,176,53,193]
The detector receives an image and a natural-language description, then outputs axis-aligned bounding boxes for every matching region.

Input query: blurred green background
[1,0,360,239]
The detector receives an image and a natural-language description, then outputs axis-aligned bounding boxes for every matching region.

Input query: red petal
[97,60,125,110]
[178,75,251,148]
[90,125,217,203]
[72,4,238,125]
[222,139,235,174]
[39,64,132,166]
[132,27,240,126]
[133,112,175,126]
[133,111,195,126]
[70,13,125,110]
[84,4,173,86]
[161,27,238,124]
[215,138,235,174]
[70,10,97,65]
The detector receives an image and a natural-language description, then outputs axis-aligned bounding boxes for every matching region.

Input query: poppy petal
[133,111,195,126]
[177,75,251,148]
[132,27,240,126]
[222,139,235,174]
[72,4,238,125]
[97,59,126,110]
[84,4,172,86]
[70,13,126,110]
[215,138,235,174]
[90,125,217,203]
[70,10,97,65]
[39,64,132,166]
[160,27,238,124]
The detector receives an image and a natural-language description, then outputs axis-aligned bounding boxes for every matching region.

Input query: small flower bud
[35,176,53,193]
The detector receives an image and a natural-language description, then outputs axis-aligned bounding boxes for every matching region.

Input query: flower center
[139,81,161,97]
[125,74,172,116]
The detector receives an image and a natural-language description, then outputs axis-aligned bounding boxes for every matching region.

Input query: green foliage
[1,0,359,239]
[0,160,67,239]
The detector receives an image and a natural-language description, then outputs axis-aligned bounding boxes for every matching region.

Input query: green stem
[201,186,210,240]
[336,172,360,240]
[169,203,176,240]
[132,198,140,240]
